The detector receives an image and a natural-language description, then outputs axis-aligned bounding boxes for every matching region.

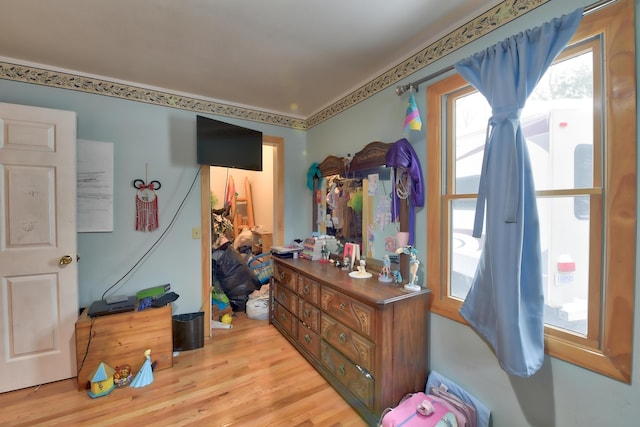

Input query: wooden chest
[75,305,173,390]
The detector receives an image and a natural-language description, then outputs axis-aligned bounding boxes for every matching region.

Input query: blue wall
[0,81,307,314]
[308,0,640,425]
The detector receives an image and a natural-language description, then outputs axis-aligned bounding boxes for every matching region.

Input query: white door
[0,102,78,393]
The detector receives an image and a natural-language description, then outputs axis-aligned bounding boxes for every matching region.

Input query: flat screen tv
[196,115,263,171]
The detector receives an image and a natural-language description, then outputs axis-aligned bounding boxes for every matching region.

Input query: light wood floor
[0,312,367,427]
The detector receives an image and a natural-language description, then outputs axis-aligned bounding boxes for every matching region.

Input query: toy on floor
[221,313,233,324]
[113,364,133,387]
[130,349,154,388]
[88,362,116,398]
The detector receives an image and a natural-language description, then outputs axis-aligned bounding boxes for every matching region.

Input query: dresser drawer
[297,323,321,360]
[321,341,374,409]
[321,287,374,339]
[274,282,298,315]
[273,301,297,338]
[273,262,297,291]
[298,300,320,334]
[297,275,320,306]
[321,314,374,374]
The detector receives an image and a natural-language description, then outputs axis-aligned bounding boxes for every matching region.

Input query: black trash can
[172,311,204,351]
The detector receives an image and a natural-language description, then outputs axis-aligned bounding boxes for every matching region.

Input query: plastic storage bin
[172,311,204,351]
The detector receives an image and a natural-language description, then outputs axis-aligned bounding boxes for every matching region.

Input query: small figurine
[113,364,133,387]
[357,259,367,275]
[378,254,393,283]
[392,270,402,284]
[408,248,420,287]
[130,349,154,388]
[395,245,421,291]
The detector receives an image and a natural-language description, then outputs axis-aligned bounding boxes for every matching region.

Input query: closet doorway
[200,135,284,336]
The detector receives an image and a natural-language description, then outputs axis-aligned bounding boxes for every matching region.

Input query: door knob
[59,255,73,265]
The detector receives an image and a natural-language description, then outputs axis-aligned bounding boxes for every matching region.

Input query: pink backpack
[427,387,475,427]
[379,392,458,427]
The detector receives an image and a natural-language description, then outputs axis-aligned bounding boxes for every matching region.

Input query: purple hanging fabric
[385,138,424,245]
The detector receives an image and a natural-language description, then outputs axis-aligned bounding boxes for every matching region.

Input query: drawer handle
[304,309,310,318]
[338,364,346,376]
[339,302,346,311]
[281,313,287,321]
[279,272,285,280]
[339,332,346,344]
[355,364,373,380]
[303,284,310,294]
[304,334,311,344]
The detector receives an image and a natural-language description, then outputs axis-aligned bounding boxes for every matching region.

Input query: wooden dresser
[270,258,429,425]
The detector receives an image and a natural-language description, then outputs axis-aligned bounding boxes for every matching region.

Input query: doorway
[200,135,284,336]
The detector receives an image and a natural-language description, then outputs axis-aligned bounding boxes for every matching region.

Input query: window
[426,0,635,382]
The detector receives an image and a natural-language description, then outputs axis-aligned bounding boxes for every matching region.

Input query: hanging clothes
[225,175,236,209]
[455,8,583,377]
[385,138,424,246]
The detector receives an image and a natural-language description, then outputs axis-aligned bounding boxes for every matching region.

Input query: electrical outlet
[192,227,201,239]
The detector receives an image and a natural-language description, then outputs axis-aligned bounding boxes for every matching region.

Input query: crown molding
[0,61,308,130]
[0,0,548,131]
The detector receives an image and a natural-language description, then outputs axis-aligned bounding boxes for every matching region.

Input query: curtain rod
[395,0,618,96]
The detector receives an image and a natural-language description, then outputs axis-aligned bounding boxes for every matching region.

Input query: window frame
[426,0,636,383]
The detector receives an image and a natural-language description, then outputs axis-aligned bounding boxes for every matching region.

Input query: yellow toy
[221,313,233,324]
[88,362,116,398]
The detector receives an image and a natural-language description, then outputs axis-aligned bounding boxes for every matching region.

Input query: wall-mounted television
[196,115,263,171]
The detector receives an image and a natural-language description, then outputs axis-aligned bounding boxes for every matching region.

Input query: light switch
[192,227,201,239]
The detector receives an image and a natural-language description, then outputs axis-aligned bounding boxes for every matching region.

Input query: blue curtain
[455,8,583,377]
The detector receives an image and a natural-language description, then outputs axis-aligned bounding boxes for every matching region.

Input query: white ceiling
[0,0,501,119]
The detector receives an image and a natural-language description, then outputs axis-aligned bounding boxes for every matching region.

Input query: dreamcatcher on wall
[133,166,162,232]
